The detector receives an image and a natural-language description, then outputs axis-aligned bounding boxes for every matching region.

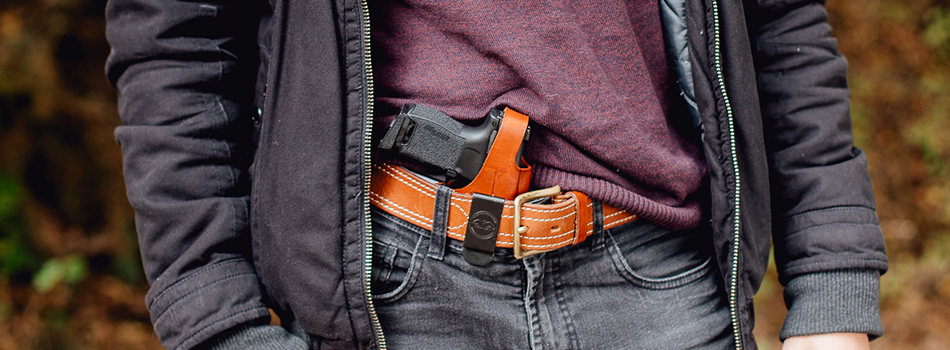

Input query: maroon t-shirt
[371,0,707,229]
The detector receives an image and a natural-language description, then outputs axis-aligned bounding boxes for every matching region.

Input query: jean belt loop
[428,185,452,260]
[590,200,605,250]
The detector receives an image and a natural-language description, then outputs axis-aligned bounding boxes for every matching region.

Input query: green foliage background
[0,0,948,349]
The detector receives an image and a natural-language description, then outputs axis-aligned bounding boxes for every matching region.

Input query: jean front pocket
[370,210,428,303]
[605,221,714,290]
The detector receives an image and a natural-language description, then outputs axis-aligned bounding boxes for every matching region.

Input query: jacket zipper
[710,0,743,348]
[358,0,386,348]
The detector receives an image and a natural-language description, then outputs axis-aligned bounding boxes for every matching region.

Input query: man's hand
[783,333,870,350]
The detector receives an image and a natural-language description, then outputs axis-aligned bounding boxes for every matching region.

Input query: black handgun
[378,104,529,188]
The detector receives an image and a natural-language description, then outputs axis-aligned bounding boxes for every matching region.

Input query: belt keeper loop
[569,191,593,245]
[428,185,452,260]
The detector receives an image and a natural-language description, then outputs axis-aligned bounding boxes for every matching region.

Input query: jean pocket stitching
[608,242,713,290]
[372,234,427,303]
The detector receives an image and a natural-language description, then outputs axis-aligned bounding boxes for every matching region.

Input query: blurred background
[0,0,947,348]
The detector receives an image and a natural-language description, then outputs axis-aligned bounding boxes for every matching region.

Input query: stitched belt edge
[369,164,637,251]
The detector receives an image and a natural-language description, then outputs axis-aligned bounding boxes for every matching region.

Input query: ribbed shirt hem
[533,165,703,229]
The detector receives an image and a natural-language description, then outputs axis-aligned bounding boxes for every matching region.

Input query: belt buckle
[513,185,562,259]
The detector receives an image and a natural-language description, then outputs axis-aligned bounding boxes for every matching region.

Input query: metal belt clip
[463,193,506,266]
[513,185,563,259]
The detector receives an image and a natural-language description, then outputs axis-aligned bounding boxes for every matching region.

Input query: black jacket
[106,0,888,349]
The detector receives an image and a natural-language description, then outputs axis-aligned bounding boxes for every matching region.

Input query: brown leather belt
[370,164,637,258]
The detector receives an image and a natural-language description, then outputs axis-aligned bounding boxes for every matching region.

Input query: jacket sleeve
[106,0,273,348]
[747,0,888,339]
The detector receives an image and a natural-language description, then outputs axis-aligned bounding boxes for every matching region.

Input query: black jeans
[370,206,734,350]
